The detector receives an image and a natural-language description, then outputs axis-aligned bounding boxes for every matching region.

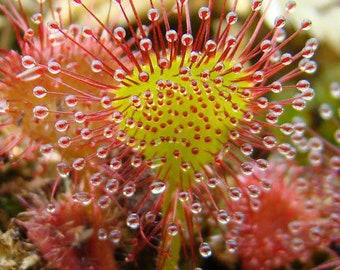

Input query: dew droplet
[165,29,178,43]
[263,136,277,149]
[250,198,261,211]
[40,144,54,155]
[207,177,218,188]
[31,12,43,24]
[253,70,264,83]
[109,229,121,244]
[130,155,142,167]
[226,239,238,253]
[147,8,160,21]
[309,227,321,242]
[292,98,306,111]
[150,181,166,195]
[281,53,292,65]
[330,82,340,99]
[72,158,86,171]
[89,173,102,187]
[46,203,56,213]
[260,40,272,52]
[167,223,178,236]
[74,111,86,123]
[319,103,333,120]
[97,228,107,241]
[288,221,302,234]
[191,202,202,214]
[330,155,340,171]
[22,55,36,69]
[101,95,112,108]
[291,238,305,252]
[98,195,111,209]
[139,38,153,52]
[47,61,61,74]
[96,146,108,159]
[123,182,136,197]
[144,211,156,223]
[55,119,69,132]
[229,187,242,200]
[33,86,47,98]
[274,15,286,28]
[80,128,92,140]
[233,212,245,224]
[179,191,189,202]
[65,95,78,107]
[251,0,262,11]
[112,111,124,123]
[198,6,210,20]
[113,26,126,40]
[247,185,261,198]
[33,105,49,119]
[240,162,253,175]
[217,210,230,224]
[301,19,312,30]
[240,143,253,156]
[72,192,92,205]
[126,213,139,229]
[91,59,103,73]
[199,242,212,258]
[226,11,238,25]
[110,158,122,170]
[105,178,119,194]
[113,68,127,81]
[256,158,268,171]
[56,162,70,177]
[181,33,193,47]
[58,136,71,148]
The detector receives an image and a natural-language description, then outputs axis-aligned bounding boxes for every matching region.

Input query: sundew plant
[0,0,339,269]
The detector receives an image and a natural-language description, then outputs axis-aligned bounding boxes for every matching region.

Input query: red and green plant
[0,0,339,269]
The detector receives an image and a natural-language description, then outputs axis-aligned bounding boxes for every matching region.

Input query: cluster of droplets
[222,159,339,269]
[0,0,333,269]
[289,82,340,172]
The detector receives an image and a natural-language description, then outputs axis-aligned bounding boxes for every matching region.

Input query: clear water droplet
[110,158,122,170]
[65,95,78,107]
[58,136,71,148]
[109,229,121,244]
[89,173,102,187]
[191,202,202,214]
[179,191,189,202]
[40,144,54,155]
[46,203,56,213]
[97,228,107,241]
[150,181,166,195]
[123,182,136,197]
[226,239,238,253]
[91,59,103,73]
[56,162,70,177]
[72,192,92,205]
[33,105,49,119]
[167,223,178,236]
[126,213,139,229]
[217,210,230,224]
[199,242,212,258]
[55,119,69,132]
[98,195,111,209]
[229,187,242,200]
[105,178,119,194]
[72,158,86,170]
[33,86,47,98]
